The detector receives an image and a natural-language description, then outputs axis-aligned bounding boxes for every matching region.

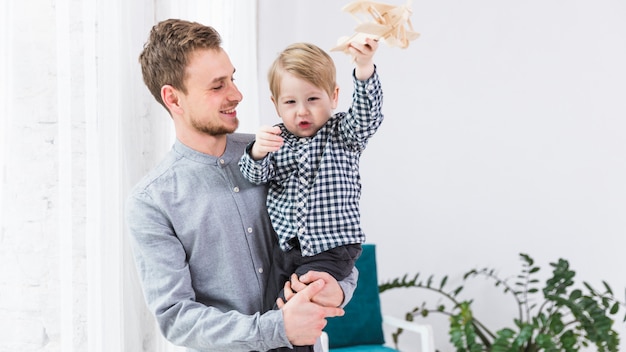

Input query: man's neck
[177,132,228,157]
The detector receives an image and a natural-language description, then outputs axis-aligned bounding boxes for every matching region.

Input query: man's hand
[289,271,345,307]
[278,278,345,346]
[250,125,283,160]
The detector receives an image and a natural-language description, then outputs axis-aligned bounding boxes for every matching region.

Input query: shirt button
[367,84,374,91]
[247,227,253,234]
[298,227,305,234]
[258,267,264,273]
[233,186,240,193]
[219,159,225,165]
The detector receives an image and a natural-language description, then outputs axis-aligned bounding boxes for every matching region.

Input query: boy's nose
[297,103,309,116]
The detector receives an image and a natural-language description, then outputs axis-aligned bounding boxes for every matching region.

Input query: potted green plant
[379,253,626,352]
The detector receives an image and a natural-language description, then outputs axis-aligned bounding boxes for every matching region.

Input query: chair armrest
[382,315,435,352]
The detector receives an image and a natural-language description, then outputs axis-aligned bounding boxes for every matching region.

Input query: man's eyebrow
[211,68,236,83]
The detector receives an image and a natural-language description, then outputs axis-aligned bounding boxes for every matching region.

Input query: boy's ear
[271,95,281,116]
[331,86,340,109]
[162,85,183,115]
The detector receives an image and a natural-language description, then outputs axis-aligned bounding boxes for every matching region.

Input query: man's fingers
[283,280,296,302]
[289,273,307,293]
[321,306,345,319]
[281,279,344,346]
[298,270,331,284]
[293,279,345,318]
[276,297,285,308]
[296,278,325,301]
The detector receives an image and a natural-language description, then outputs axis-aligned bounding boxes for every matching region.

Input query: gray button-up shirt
[126,134,356,351]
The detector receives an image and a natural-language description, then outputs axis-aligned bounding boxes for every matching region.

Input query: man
[125,19,356,351]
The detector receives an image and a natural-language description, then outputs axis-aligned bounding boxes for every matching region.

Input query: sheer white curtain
[0,0,257,351]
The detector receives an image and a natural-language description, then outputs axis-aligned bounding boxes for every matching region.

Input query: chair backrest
[324,244,385,348]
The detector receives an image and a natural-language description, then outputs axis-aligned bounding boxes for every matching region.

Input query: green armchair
[321,244,435,352]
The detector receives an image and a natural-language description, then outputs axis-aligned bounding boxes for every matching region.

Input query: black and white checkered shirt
[239,69,383,256]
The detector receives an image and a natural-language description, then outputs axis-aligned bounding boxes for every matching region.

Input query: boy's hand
[348,37,378,80]
[250,125,284,160]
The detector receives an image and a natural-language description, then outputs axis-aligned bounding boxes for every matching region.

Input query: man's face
[177,48,243,136]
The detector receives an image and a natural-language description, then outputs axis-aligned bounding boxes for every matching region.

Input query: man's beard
[191,117,239,135]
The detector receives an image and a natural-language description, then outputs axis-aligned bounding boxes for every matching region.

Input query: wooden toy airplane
[331,0,420,53]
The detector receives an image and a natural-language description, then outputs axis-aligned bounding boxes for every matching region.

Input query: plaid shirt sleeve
[340,66,384,151]
[238,142,274,185]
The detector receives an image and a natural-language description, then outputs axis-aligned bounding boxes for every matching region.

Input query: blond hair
[268,42,337,100]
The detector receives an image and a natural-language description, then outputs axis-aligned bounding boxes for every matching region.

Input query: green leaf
[569,289,582,300]
[529,266,540,274]
[603,280,614,295]
[463,269,477,280]
[380,252,626,352]
[439,275,448,290]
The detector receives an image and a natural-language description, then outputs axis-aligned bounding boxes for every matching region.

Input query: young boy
[239,40,382,345]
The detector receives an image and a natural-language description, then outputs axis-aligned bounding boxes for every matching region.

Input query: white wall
[1,0,624,350]
[258,1,626,350]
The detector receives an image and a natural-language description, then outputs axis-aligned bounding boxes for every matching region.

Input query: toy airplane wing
[341,0,397,17]
[384,23,420,48]
[330,32,381,53]
[353,22,390,36]
[332,0,419,53]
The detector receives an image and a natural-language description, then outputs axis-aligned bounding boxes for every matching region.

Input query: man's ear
[162,85,183,115]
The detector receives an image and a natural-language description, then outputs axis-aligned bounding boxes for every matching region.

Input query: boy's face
[272,72,338,138]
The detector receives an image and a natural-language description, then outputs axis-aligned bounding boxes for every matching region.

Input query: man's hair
[139,19,222,110]
[268,42,337,101]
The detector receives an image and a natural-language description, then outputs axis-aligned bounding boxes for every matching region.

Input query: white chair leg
[383,315,435,352]
[320,331,330,352]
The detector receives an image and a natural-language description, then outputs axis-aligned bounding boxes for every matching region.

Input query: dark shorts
[265,241,363,309]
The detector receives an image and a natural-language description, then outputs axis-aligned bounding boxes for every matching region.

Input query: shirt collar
[173,138,229,166]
